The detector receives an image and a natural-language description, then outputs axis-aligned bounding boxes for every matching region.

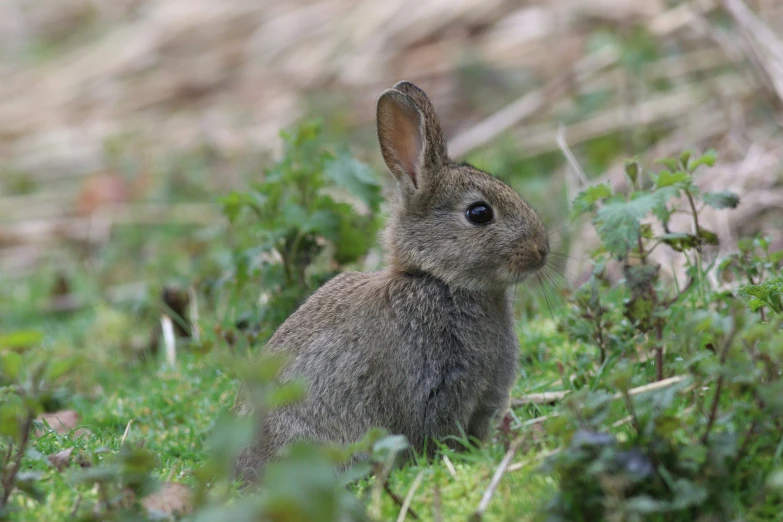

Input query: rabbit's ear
[377,84,448,195]
[391,81,448,164]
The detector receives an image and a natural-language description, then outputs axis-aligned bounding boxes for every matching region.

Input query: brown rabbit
[232,81,549,481]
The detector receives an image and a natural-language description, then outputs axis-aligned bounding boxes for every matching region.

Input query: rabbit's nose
[537,244,549,258]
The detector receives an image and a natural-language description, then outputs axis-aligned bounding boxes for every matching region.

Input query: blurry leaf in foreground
[142,482,193,518]
[0,330,43,352]
[261,443,368,522]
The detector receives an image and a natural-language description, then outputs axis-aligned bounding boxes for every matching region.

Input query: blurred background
[1,0,782,314]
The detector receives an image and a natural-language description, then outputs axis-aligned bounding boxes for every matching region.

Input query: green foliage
[548,150,783,520]
[0,332,66,517]
[219,120,382,339]
[739,276,783,315]
[719,235,783,319]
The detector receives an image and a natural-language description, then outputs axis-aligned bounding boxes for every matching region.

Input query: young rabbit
[232,81,549,481]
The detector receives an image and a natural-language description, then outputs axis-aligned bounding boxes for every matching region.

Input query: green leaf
[655,157,679,172]
[0,331,43,352]
[45,356,80,383]
[334,217,374,265]
[625,495,669,514]
[571,183,613,215]
[0,352,24,381]
[267,379,307,409]
[302,208,341,239]
[679,150,692,169]
[0,401,25,439]
[372,434,409,462]
[15,471,45,503]
[324,150,382,210]
[594,190,672,257]
[768,469,783,490]
[702,191,740,209]
[660,232,700,252]
[698,228,719,246]
[654,170,690,189]
[690,149,717,170]
[624,159,640,185]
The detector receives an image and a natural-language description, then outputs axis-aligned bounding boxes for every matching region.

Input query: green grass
[3,283,573,521]
[3,236,579,518]
[21,351,235,519]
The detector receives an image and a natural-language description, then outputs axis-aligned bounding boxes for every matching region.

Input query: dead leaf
[75,171,130,216]
[48,447,74,472]
[142,482,193,517]
[36,410,79,436]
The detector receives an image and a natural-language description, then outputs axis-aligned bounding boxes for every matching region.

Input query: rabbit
[232,81,549,481]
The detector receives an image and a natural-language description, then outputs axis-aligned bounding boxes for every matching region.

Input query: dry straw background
[1,0,782,285]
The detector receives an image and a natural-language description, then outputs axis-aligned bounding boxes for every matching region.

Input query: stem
[384,482,419,521]
[664,276,695,307]
[621,390,644,435]
[734,419,758,465]
[646,240,663,255]
[637,234,647,265]
[700,326,738,444]
[0,412,34,507]
[701,376,724,445]
[278,246,293,286]
[655,322,664,381]
[684,190,701,238]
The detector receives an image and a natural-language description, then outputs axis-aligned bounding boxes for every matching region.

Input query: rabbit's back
[233,269,518,478]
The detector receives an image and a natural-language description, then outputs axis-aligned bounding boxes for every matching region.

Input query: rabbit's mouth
[506,238,549,281]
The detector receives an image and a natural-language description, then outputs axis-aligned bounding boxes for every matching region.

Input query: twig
[70,493,83,518]
[161,315,176,366]
[511,375,687,408]
[519,413,557,426]
[471,435,526,521]
[121,419,134,444]
[442,455,457,479]
[512,391,569,405]
[507,448,559,473]
[557,124,590,187]
[432,484,442,522]
[396,471,425,522]
[383,482,419,521]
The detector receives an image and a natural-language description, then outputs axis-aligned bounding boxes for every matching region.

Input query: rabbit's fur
[232,81,549,481]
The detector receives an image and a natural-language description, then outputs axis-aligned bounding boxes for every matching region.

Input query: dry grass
[1,0,782,277]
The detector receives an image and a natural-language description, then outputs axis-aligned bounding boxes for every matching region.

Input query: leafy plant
[219,120,383,341]
[719,235,783,320]
[546,151,783,520]
[0,330,79,517]
[565,150,737,380]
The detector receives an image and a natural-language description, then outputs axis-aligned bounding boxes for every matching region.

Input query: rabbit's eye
[466,203,493,225]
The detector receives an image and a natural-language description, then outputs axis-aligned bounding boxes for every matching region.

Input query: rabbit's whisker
[537,274,555,322]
